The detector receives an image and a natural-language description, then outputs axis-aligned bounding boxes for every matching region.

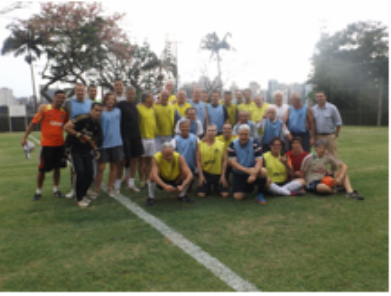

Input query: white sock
[36,188,42,194]
[124,168,130,176]
[282,181,302,192]
[53,186,58,193]
[269,183,291,196]
[128,178,135,187]
[115,179,121,189]
[179,184,189,197]
[148,181,156,198]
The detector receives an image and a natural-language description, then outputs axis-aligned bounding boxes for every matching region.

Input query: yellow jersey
[220,101,238,126]
[238,102,256,119]
[158,93,177,104]
[251,103,269,135]
[263,152,291,184]
[154,104,176,136]
[198,140,225,175]
[154,151,180,181]
[137,104,156,139]
[216,134,238,153]
[173,102,192,117]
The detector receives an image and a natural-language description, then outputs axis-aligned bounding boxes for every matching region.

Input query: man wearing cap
[312,91,342,156]
[300,139,363,200]
[21,90,68,201]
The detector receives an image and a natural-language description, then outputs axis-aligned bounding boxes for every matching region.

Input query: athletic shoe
[345,190,364,200]
[145,197,154,206]
[108,189,116,198]
[53,191,65,198]
[82,197,92,204]
[89,191,98,200]
[290,191,304,197]
[178,195,194,203]
[256,193,266,204]
[76,200,89,208]
[32,193,41,201]
[65,189,74,199]
[128,185,140,193]
[336,186,346,193]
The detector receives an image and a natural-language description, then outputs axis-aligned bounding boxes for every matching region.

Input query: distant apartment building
[0,87,15,106]
[267,79,279,103]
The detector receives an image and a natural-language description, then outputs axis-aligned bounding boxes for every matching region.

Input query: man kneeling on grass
[263,137,306,197]
[228,124,268,204]
[300,139,364,200]
[146,142,194,206]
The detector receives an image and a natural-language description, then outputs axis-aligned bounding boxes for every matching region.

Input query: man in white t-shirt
[272,90,289,122]
[114,79,126,102]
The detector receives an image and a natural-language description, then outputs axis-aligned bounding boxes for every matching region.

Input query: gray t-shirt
[300,152,341,185]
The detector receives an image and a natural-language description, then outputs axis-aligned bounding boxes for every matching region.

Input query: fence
[339,111,388,126]
[0,115,39,133]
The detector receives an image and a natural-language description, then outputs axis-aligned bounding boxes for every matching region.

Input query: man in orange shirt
[21,90,68,201]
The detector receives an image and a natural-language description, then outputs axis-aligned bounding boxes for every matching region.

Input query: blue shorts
[306,180,322,193]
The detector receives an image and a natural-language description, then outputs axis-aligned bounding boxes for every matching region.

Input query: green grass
[0,127,388,291]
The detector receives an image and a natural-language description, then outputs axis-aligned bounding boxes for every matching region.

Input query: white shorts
[155,136,173,152]
[142,138,156,157]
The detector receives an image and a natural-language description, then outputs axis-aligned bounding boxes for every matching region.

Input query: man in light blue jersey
[175,107,203,138]
[189,87,207,131]
[206,90,229,135]
[171,119,199,173]
[93,92,123,198]
[233,110,258,140]
[64,84,93,119]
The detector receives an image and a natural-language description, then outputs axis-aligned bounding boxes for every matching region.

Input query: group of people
[21,79,364,208]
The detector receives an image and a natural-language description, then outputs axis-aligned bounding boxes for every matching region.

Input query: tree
[309,21,388,125]
[200,32,234,92]
[1,24,43,111]
[2,2,133,102]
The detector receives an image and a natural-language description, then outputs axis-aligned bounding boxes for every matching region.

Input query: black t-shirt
[65,114,102,151]
[117,101,141,138]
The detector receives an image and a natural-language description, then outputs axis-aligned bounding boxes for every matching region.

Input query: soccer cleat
[145,197,154,206]
[65,189,74,199]
[290,191,304,197]
[53,191,65,198]
[32,193,41,201]
[256,193,266,204]
[82,197,92,204]
[76,200,90,208]
[178,195,194,203]
[345,190,364,200]
[128,185,140,193]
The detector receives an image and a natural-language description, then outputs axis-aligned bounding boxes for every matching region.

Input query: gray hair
[273,90,283,97]
[267,105,277,112]
[177,89,186,95]
[161,142,174,152]
[239,110,250,116]
[179,118,190,127]
[291,92,301,100]
[206,123,217,130]
[126,86,136,92]
[141,91,152,102]
[237,124,250,133]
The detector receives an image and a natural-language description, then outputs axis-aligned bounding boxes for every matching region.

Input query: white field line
[105,187,260,292]
[28,136,260,291]
[29,135,40,144]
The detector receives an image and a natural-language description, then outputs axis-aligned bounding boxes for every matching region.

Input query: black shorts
[232,172,267,194]
[38,146,67,172]
[157,176,181,190]
[99,146,124,163]
[306,180,322,193]
[123,136,144,159]
[197,171,229,195]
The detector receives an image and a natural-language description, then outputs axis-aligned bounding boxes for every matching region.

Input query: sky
[0,0,389,98]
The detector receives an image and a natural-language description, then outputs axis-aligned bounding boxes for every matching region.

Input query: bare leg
[94,162,106,193]
[108,162,118,190]
[316,183,335,194]
[233,193,245,200]
[139,157,146,184]
[117,160,125,180]
[37,171,45,189]
[130,157,139,178]
[53,168,60,187]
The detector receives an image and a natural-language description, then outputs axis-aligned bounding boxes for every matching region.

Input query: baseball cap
[23,140,35,160]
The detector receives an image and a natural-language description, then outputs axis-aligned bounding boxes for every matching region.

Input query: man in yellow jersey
[263,137,305,197]
[137,91,156,189]
[220,91,238,126]
[234,90,244,105]
[173,89,192,117]
[238,88,255,118]
[197,124,229,198]
[146,142,194,206]
[216,123,237,182]
[158,80,177,104]
[154,90,181,151]
[251,94,269,141]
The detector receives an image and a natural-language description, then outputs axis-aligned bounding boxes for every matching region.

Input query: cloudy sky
[0,0,388,97]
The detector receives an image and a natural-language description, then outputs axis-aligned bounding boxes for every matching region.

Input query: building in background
[267,79,279,103]
[249,81,261,97]
[0,87,15,106]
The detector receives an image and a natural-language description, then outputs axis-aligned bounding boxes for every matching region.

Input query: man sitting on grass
[285,137,309,178]
[146,142,194,206]
[300,139,364,200]
[263,137,305,197]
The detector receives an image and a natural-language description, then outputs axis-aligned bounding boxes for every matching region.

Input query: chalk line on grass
[28,136,260,291]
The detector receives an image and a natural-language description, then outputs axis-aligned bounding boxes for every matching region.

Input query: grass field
[0,126,388,291]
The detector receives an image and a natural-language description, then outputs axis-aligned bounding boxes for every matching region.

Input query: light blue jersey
[100,108,123,149]
[174,134,198,170]
[232,138,255,174]
[69,97,93,119]
[189,100,206,130]
[263,119,283,146]
[207,104,225,133]
[288,105,307,133]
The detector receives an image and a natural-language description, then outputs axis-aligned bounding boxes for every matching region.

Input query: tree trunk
[28,47,38,112]
[377,78,383,126]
